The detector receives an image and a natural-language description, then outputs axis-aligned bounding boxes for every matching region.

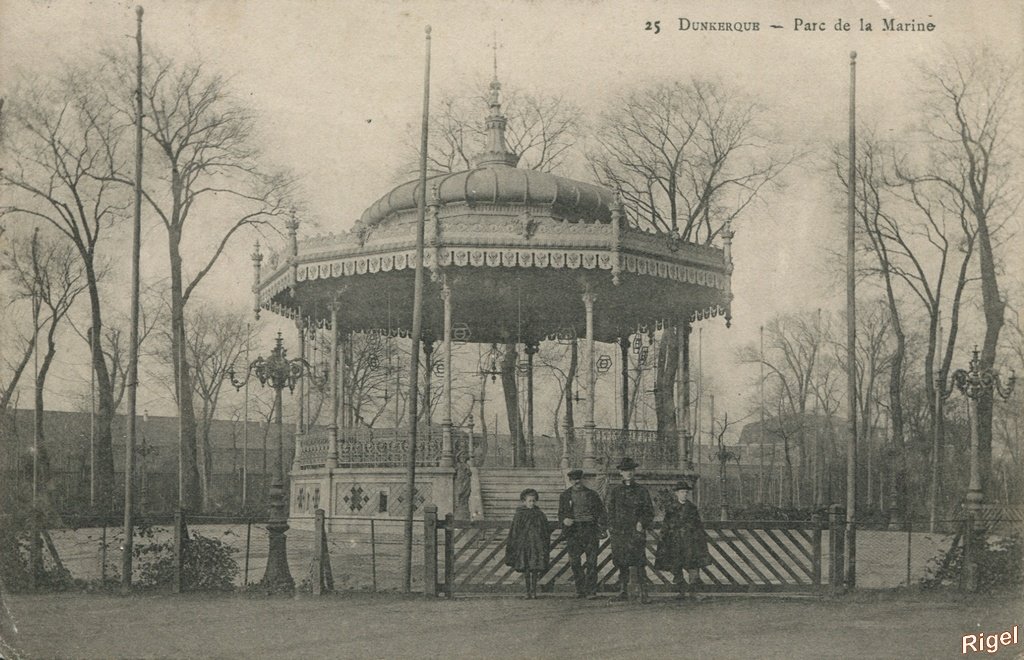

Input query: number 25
[645,20,660,34]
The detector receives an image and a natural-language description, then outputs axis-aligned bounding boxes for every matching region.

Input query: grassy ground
[1,589,1020,659]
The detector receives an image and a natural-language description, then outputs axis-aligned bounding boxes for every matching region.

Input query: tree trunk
[655,328,679,446]
[168,231,202,511]
[500,342,526,466]
[782,437,794,508]
[33,319,60,494]
[84,262,116,512]
[887,303,907,525]
[620,336,630,434]
[199,402,214,511]
[796,402,807,507]
[976,225,1003,498]
[564,341,577,445]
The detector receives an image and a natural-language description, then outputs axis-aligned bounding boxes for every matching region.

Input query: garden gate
[423,506,829,597]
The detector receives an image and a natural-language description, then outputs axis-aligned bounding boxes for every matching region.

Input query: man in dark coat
[558,469,607,598]
[654,479,712,600]
[605,457,655,603]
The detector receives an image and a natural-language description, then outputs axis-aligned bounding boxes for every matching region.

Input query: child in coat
[505,488,550,599]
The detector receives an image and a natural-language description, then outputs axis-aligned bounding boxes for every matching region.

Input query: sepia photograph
[0,1,1021,657]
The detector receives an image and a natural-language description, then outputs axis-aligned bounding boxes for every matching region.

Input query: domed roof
[359,166,614,227]
[357,76,614,229]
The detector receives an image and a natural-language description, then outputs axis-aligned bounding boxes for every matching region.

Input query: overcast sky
[1,0,1021,433]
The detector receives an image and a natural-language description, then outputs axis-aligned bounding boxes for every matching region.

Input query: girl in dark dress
[505,488,550,599]
[654,480,712,600]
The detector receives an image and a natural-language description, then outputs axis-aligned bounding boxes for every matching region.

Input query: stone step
[478,473,568,519]
[477,470,564,501]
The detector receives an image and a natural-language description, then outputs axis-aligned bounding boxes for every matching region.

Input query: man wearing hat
[654,478,712,600]
[605,457,655,603]
[558,469,607,598]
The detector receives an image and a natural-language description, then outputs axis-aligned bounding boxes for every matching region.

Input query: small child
[504,488,551,599]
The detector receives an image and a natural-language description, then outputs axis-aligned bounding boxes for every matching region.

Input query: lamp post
[228,332,326,592]
[939,346,1015,590]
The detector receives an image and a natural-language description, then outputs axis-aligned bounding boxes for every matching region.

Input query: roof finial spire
[475,34,519,169]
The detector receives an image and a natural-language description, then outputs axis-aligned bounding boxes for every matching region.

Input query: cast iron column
[263,385,293,592]
[525,341,539,468]
[327,305,340,468]
[582,287,597,469]
[440,280,454,467]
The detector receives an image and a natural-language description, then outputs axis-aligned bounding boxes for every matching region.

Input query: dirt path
[1,591,1020,659]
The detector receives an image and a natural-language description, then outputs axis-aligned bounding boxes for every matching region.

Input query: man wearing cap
[558,469,607,598]
[606,457,655,603]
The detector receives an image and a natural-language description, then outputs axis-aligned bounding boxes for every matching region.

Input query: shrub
[0,506,75,592]
[921,532,1022,591]
[134,527,239,591]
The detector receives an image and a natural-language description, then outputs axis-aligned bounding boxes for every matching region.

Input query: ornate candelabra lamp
[939,346,1016,518]
[227,332,327,592]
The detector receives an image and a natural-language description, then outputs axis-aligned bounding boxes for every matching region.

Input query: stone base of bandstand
[288,467,456,534]
[288,465,698,533]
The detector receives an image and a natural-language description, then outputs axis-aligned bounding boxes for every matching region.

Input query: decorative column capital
[251,240,264,319]
[721,219,735,274]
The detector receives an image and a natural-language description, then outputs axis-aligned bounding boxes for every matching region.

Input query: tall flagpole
[243,322,250,507]
[759,325,765,503]
[31,227,40,508]
[89,328,96,508]
[403,25,431,593]
[695,326,702,505]
[844,51,858,589]
[122,5,145,593]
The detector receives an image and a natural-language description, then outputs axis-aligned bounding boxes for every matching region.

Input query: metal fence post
[962,511,977,593]
[243,518,252,587]
[423,505,438,597]
[173,507,183,594]
[829,504,845,594]
[312,509,324,596]
[29,507,41,591]
[906,519,912,588]
[444,513,454,599]
[811,518,823,588]
[100,522,107,584]
[370,518,378,592]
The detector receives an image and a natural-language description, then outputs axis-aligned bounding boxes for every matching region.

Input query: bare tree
[903,48,1022,495]
[835,130,979,521]
[739,311,828,506]
[587,79,790,241]
[711,410,745,520]
[589,79,792,444]
[0,283,39,426]
[99,52,296,509]
[401,83,583,177]
[184,306,257,510]
[0,71,130,510]
[0,229,87,488]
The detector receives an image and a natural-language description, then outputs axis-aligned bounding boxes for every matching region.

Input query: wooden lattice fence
[423,507,829,597]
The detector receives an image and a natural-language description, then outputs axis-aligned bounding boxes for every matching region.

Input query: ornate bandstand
[251,77,734,531]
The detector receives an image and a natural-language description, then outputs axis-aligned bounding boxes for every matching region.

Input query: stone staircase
[477,468,567,521]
